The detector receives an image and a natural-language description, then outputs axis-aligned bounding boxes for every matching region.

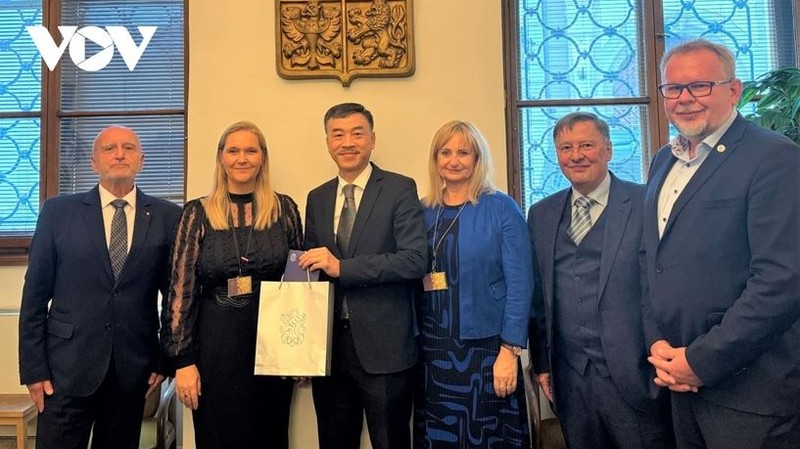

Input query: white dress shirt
[98,184,136,252]
[333,163,372,234]
[657,110,738,237]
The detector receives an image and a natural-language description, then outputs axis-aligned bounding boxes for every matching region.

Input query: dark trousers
[671,391,800,449]
[35,358,147,449]
[191,375,294,449]
[554,357,674,449]
[312,321,413,449]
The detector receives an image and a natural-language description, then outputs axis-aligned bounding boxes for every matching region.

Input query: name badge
[423,272,448,292]
[227,275,252,297]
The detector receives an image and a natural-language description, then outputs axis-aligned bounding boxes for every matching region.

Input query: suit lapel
[542,189,570,315]
[119,189,152,284]
[645,148,674,248]
[598,176,630,301]
[347,166,382,257]
[662,116,745,238]
[319,179,339,255]
[82,186,114,282]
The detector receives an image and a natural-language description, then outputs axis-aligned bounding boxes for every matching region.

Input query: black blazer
[643,114,800,416]
[19,186,181,396]
[529,174,655,411]
[304,163,427,374]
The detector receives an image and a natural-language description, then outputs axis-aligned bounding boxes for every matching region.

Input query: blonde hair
[422,120,496,207]
[204,121,280,230]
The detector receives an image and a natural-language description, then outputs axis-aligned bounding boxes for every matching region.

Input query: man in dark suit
[18,125,181,449]
[299,103,427,449]
[645,39,800,448]
[528,112,673,449]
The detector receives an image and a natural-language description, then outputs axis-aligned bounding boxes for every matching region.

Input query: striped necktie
[568,196,594,245]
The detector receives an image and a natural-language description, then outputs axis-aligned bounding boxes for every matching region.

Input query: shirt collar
[670,109,738,162]
[98,184,137,209]
[571,171,610,207]
[337,163,372,195]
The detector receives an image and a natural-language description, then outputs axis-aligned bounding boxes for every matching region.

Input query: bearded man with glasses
[643,39,800,449]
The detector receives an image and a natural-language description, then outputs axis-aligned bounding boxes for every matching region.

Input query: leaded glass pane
[519,105,649,211]
[518,0,645,101]
[0,118,40,233]
[663,0,796,82]
[0,2,41,113]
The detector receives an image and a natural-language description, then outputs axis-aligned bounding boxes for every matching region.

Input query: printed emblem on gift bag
[280,308,307,347]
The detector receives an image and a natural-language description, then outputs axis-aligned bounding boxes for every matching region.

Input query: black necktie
[336,184,356,253]
[335,184,356,320]
[109,199,128,280]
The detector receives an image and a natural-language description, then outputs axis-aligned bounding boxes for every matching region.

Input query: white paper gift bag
[254,280,334,376]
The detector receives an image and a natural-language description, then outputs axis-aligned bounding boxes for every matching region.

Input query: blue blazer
[19,186,181,396]
[528,174,655,411]
[423,191,533,347]
[305,163,427,374]
[643,114,800,416]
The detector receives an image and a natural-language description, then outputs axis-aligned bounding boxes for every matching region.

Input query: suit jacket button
[105,323,112,330]
[655,266,664,273]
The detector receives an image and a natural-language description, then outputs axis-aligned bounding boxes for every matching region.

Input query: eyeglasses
[657,80,733,99]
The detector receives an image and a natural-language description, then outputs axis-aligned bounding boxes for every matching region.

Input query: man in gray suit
[299,102,427,449]
[527,112,673,449]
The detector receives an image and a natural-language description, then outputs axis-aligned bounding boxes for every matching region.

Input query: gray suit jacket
[528,174,655,411]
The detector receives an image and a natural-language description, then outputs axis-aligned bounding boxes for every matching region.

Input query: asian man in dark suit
[299,103,427,449]
[18,125,181,449]
[644,39,800,449]
[527,112,673,449]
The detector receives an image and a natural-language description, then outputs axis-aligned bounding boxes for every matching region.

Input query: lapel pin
[716,144,726,153]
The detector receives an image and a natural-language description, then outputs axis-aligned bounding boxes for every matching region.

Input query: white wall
[186,2,506,448]
[0,1,509,448]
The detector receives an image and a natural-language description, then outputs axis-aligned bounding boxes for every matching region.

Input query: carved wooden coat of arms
[276,0,414,86]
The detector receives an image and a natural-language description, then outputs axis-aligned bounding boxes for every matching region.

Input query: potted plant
[737,66,800,146]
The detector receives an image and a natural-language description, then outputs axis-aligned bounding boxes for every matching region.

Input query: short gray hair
[660,39,736,79]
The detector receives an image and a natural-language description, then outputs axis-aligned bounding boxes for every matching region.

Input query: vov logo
[26,26,157,72]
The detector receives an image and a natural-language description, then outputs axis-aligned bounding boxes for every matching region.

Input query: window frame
[502,0,799,204]
[0,0,188,265]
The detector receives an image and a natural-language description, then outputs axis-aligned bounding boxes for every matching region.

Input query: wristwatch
[501,342,522,357]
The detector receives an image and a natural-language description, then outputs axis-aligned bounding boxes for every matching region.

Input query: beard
[671,114,709,139]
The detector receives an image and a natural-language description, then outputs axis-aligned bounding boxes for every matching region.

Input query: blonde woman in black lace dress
[161,121,303,448]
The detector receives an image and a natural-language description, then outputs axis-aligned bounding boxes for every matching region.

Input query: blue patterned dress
[415,205,530,449]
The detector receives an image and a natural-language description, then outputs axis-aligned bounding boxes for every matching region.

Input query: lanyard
[229,204,255,277]
[430,203,467,272]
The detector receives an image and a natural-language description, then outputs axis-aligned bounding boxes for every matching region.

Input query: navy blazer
[423,191,533,347]
[19,186,181,396]
[304,163,427,374]
[528,174,655,411]
[643,114,800,416]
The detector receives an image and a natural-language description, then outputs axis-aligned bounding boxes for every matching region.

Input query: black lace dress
[161,192,302,449]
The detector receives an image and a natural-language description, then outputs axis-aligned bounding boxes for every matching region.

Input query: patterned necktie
[568,196,594,245]
[336,184,356,253]
[109,199,128,280]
